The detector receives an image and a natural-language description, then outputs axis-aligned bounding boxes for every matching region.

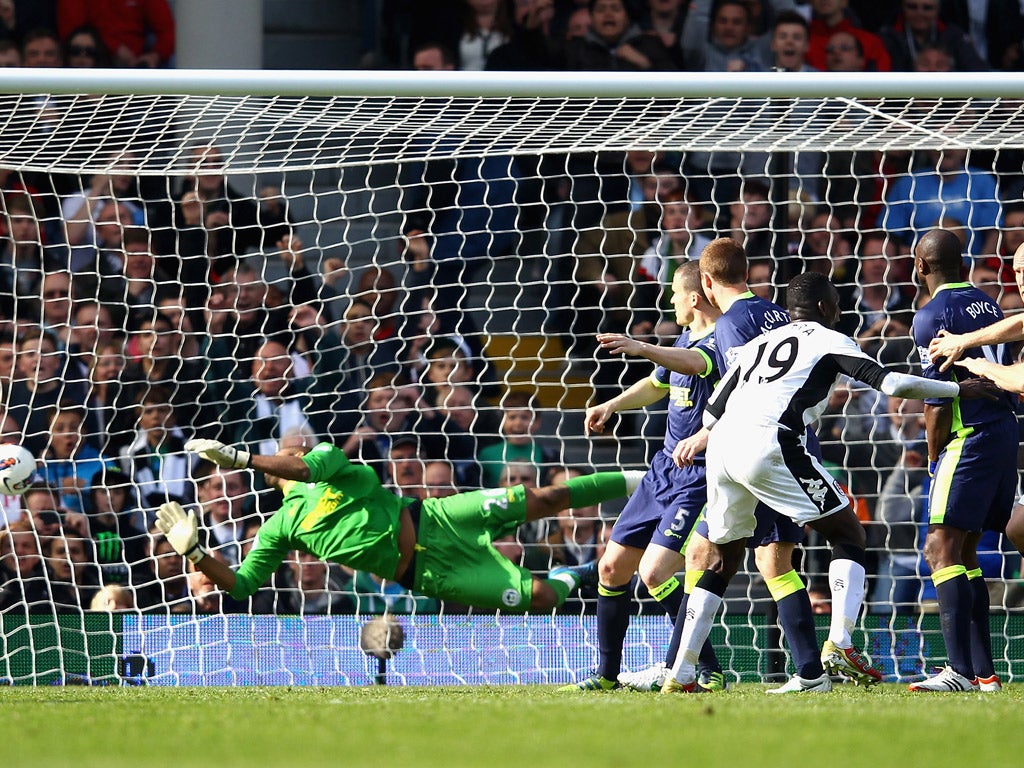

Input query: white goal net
[0,70,1023,685]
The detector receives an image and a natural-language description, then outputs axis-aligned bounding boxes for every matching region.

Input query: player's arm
[928,314,1024,372]
[957,356,1024,394]
[184,438,312,481]
[924,403,952,477]
[597,333,710,375]
[586,376,665,435]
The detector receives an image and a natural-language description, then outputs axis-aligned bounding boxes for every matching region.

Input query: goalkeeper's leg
[525,470,644,521]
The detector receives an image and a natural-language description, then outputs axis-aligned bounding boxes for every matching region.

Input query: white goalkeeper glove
[155,502,205,564]
[184,438,252,469]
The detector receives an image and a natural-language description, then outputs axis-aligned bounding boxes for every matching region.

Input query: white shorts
[704,425,849,545]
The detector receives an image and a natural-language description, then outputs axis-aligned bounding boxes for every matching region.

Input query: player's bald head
[915,228,963,274]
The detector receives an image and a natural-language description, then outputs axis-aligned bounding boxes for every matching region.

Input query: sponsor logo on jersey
[669,385,694,408]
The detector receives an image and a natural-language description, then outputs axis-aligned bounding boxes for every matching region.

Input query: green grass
[3,684,1024,768]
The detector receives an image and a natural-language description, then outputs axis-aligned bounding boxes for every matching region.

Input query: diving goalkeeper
[156,439,641,611]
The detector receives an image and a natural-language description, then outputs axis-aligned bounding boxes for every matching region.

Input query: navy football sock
[967,569,994,679]
[933,565,974,679]
[596,579,634,681]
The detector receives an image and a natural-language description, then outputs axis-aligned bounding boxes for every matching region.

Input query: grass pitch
[3,683,1024,768]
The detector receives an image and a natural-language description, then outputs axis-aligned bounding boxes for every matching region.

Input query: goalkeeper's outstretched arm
[184,438,311,481]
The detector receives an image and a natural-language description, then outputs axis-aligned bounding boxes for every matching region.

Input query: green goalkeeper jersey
[229,443,416,600]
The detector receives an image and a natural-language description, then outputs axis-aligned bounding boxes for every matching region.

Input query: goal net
[1,70,1023,685]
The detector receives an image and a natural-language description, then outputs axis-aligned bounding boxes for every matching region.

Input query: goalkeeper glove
[184,438,252,469]
[155,502,205,564]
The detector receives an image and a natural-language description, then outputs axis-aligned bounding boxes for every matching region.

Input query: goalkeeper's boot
[660,677,707,695]
[558,674,619,692]
[821,639,883,687]
[908,665,979,692]
[617,662,666,692]
[978,674,1002,693]
[697,668,727,692]
[549,560,599,591]
[766,673,832,694]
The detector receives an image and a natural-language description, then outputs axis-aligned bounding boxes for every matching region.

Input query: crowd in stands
[1,0,1023,619]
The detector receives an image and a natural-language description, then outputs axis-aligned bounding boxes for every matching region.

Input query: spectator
[227,340,324,461]
[84,464,148,586]
[805,0,892,72]
[939,0,1023,71]
[58,0,175,68]
[0,38,21,66]
[38,269,74,350]
[161,145,263,281]
[21,26,61,67]
[45,532,99,607]
[459,0,513,71]
[119,386,197,512]
[89,583,134,610]
[194,464,253,568]
[412,41,456,70]
[851,232,915,365]
[824,29,867,71]
[40,401,114,514]
[85,337,130,453]
[61,156,145,249]
[565,0,678,71]
[0,192,69,309]
[101,227,172,314]
[869,398,928,613]
[913,40,955,71]
[68,300,120,376]
[0,519,56,609]
[119,311,209,437]
[386,434,427,498]
[62,24,110,68]
[878,0,987,71]
[278,550,355,614]
[681,0,782,72]
[204,259,294,384]
[545,465,608,569]
[639,0,689,69]
[883,146,1001,258]
[424,459,460,497]
[477,390,555,487]
[8,329,89,456]
[434,381,486,489]
[134,525,191,611]
[761,9,813,71]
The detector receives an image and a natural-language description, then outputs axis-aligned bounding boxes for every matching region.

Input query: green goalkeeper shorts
[413,485,535,611]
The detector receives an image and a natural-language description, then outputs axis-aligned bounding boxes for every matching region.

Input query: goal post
[0,70,1023,685]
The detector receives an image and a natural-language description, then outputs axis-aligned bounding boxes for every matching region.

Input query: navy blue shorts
[610,450,707,553]
[930,415,1019,533]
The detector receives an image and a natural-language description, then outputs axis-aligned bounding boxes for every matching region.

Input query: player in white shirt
[663,271,996,693]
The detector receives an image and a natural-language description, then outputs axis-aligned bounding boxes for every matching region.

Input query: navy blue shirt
[912,282,1016,428]
[715,292,791,371]
[653,326,719,457]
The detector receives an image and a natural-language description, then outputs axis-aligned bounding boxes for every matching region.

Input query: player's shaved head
[786,271,839,325]
[699,237,748,285]
[915,228,963,276]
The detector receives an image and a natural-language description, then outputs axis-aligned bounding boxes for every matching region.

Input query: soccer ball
[0,443,36,495]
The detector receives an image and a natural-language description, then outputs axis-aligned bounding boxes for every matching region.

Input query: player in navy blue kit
[907,229,1017,692]
[560,262,725,691]
[667,238,877,693]
[663,271,996,694]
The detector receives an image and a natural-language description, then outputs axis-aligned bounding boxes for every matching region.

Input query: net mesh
[0,84,1022,685]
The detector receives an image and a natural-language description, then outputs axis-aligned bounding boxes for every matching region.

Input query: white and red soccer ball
[0,443,36,496]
